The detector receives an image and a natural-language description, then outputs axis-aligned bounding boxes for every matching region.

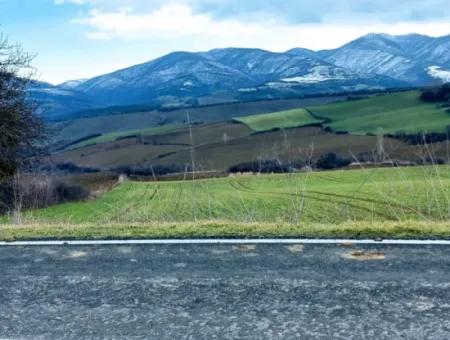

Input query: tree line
[420,84,450,104]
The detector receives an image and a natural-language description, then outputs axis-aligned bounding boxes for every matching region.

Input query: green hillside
[308,91,450,135]
[234,108,323,132]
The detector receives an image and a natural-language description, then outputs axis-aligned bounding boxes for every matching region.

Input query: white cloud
[54,0,164,8]
[55,0,87,4]
[73,4,450,51]
[74,5,263,41]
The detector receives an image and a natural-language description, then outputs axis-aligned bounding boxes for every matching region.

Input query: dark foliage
[420,84,450,103]
[35,162,100,174]
[112,164,192,177]
[54,162,100,173]
[228,160,303,173]
[315,153,351,170]
[54,181,89,203]
[386,128,450,145]
[346,95,369,101]
[417,158,445,165]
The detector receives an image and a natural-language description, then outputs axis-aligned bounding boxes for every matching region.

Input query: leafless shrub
[0,174,89,219]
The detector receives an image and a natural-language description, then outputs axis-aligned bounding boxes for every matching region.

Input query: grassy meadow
[234,108,323,132]
[308,91,450,134]
[2,165,449,240]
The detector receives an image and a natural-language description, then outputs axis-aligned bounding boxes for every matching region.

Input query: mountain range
[30,33,450,120]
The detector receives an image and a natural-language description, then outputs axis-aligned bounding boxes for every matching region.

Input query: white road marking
[0,239,449,246]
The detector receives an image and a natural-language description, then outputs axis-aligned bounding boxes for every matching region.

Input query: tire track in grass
[232,180,432,219]
[229,181,405,220]
[95,184,159,223]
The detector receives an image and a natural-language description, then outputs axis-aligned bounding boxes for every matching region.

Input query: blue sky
[1,0,449,84]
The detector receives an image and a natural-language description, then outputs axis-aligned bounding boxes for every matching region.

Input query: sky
[1,0,449,84]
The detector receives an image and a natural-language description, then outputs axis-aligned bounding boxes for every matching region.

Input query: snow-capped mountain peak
[58,79,88,90]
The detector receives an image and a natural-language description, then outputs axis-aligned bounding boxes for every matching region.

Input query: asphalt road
[0,243,449,339]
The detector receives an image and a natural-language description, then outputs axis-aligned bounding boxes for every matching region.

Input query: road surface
[0,242,449,339]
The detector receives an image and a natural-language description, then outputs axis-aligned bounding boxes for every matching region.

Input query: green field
[3,166,449,240]
[234,108,323,132]
[53,91,450,172]
[308,91,450,135]
[52,97,342,146]
[69,124,185,149]
[55,124,437,171]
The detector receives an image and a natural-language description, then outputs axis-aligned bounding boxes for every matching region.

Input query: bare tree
[0,33,44,180]
[0,34,46,218]
[376,128,385,163]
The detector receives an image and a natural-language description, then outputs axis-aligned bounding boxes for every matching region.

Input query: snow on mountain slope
[73,46,400,108]
[427,66,450,83]
[58,79,88,90]
[27,81,96,120]
[203,48,344,82]
[278,65,351,84]
[322,34,418,82]
[76,51,254,105]
[413,35,450,67]
[202,48,273,75]
[322,33,450,85]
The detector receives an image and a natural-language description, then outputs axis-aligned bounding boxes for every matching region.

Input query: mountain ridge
[31,33,450,119]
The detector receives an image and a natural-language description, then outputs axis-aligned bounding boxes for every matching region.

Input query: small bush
[420,90,437,102]
[315,153,351,170]
[0,181,14,214]
[53,181,89,203]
